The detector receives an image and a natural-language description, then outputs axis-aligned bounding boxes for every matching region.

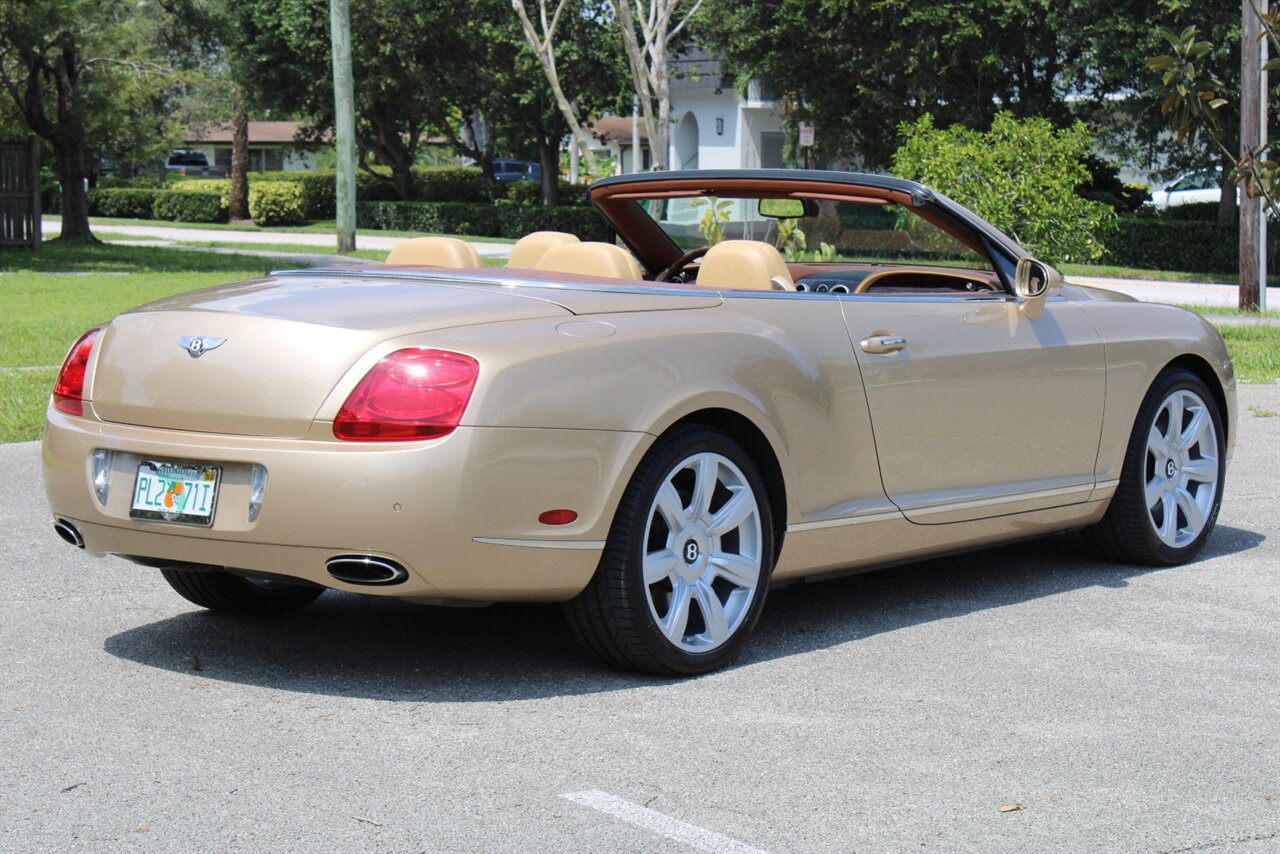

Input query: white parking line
[561,789,771,854]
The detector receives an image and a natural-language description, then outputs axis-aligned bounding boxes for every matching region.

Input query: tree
[512,0,609,181]
[1150,12,1278,311]
[506,0,628,200]
[698,0,1240,190]
[0,0,186,240]
[228,0,505,199]
[608,0,701,171]
[892,112,1116,265]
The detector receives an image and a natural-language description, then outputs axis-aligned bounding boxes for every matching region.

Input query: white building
[666,50,787,172]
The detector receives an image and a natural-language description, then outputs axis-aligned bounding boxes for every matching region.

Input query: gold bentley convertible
[43,170,1234,675]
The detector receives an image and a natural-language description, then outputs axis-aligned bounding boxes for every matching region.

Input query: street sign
[798,123,815,148]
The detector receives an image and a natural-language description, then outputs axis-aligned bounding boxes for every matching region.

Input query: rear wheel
[1086,368,1225,565]
[160,567,324,616]
[565,427,774,676]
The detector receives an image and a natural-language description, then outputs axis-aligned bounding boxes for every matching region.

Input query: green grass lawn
[1218,325,1280,384]
[1175,304,1280,319]
[2,241,1275,443]
[1,243,274,442]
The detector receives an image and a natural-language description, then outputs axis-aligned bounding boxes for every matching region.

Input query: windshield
[637,195,992,271]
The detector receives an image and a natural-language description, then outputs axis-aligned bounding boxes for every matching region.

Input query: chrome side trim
[787,510,902,533]
[901,483,1095,517]
[472,536,606,550]
[1095,478,1120,491]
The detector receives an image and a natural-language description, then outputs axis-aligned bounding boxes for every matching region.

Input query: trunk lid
[89,275,573,438]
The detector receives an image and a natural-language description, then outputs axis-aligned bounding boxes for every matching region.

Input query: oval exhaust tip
[326,555,408,586]
[54,520,85,549]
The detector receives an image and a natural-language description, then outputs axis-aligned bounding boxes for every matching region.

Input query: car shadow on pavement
[103,525,1264,702]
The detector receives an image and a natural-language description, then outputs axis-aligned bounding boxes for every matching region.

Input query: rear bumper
[43,406,650,601]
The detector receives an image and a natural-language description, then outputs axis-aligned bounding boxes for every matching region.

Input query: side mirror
[1014,257,1056,320]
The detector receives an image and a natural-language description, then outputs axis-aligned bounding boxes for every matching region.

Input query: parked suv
[492,159,541,183]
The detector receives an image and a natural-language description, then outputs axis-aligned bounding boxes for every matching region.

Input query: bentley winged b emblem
[177,336,227,359]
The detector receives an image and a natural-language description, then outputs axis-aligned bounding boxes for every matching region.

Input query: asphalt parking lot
[2,385,1277,854]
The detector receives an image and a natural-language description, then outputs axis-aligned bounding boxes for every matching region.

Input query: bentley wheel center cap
[683,540,701,565]
[1166,459,1178,479]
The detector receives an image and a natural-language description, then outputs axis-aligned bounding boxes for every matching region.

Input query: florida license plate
[130,461,221,526]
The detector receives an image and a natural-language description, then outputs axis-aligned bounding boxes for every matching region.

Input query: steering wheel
[656,247,710,282]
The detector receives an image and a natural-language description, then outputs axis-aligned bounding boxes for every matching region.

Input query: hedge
[500,178,588,206]
[86,188,165,219]
[152,190,226,223]
[1099,217,1280,274]
[1157,202,1220,222]
[97,176,166,189]
[356,200,610,242]
[249,181,306,226]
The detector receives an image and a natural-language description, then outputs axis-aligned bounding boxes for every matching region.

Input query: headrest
[534,241,644,280]
[695,240,794,291]
[508,231,581,268]
[385,236,481,268]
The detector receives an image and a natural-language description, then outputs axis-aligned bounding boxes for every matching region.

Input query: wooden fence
[0,138,41,251]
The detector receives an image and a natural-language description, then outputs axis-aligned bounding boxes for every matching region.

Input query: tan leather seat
[695,240,794,291]
[535,241,644,280]
[508,231,580,268]
[385,236,481,268]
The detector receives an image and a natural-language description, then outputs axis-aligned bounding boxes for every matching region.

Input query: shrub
[252,170,336,218]
[86,188,164,219]
[1159,202,1220,222]
[249,181,305,226]
[356,200,610,242]
[503,177,588,206]
[152,190,226,223]
[97,176,166,189]
[893,112,1116,264]
[171,179,229,196]
[412,166,485,202]
[1097,217,1280,274]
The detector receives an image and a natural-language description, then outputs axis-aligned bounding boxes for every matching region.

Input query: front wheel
[1086,368,1225,565]
[565,427,774,676]
[161,567,324,616]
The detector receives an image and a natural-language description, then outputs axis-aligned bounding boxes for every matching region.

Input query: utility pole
[329,0,356,254]
[1241,0,1263,311]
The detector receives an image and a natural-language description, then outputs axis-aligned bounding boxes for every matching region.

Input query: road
[1,383,1277,852]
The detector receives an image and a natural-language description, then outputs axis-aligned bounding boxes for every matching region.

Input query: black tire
[1086,367,1225,566]
[160,567,324,616]
[564,426,774,676]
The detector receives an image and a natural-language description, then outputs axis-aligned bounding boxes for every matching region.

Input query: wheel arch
[662,406,789,570]
[1162,353,1230,441]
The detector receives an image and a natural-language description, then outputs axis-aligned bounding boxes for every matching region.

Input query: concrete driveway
[2,386,1277,853]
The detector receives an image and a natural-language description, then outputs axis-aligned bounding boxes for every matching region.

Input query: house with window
[181,121,326,173]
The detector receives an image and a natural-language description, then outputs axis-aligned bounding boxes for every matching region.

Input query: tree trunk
[537,131,559,205]
[54,135,95,242]
[653,33,671,170]
[228,90,249,220]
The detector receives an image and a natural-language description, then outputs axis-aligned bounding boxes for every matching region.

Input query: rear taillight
[334,348,479,441]
[52,328,101,416]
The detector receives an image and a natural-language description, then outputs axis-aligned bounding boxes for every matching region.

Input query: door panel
[842,297,1105,523]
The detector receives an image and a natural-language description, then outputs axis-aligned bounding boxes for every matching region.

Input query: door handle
[860,335,907,354]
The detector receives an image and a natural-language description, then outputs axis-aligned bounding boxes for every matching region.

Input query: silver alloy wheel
[1145,388,1220,548]
[642,451,764,653]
